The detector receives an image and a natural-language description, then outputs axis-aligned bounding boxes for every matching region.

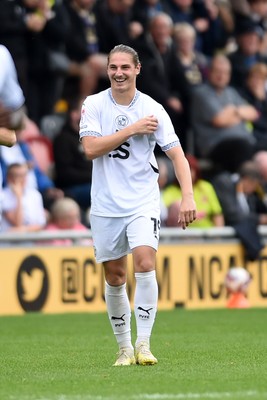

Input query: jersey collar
[108,88,140,108]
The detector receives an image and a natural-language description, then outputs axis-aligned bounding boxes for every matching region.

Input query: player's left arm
[0,127,17,147]
[165,145,196,229]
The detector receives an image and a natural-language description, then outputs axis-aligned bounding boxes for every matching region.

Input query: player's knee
[105,274,126,286]
[104,265,127,286]
[135,258,155,273]
[133,247,156,273]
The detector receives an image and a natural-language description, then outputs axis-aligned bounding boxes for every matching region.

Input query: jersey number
[151,217,160,239]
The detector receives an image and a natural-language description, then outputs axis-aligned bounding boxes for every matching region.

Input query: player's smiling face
[107,52,140,93]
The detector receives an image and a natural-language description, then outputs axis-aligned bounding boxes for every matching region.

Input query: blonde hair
[173,22,196,41]
[51,198,81,221]
[247,62,267,79]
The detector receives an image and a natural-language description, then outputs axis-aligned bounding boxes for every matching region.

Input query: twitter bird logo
[21,269,44,302]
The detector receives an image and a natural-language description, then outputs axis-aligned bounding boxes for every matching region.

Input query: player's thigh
[127,210,160,250]
[90,214,130,263]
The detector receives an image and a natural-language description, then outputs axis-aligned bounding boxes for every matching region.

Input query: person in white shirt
[80,44,196,366]
[1,163,46,233]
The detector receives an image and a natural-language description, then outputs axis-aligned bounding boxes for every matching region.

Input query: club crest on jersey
[80,104,86,125]
[115,115,129,129]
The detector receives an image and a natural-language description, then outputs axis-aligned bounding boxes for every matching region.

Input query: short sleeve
[154,105,180,151]
[79,96,102,141]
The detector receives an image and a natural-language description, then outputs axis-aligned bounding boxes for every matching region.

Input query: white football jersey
[79,89,180,217]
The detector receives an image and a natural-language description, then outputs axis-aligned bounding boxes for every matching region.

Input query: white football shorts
[90,209,161,263]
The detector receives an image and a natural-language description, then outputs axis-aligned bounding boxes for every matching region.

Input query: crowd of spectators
[1,0,267,257]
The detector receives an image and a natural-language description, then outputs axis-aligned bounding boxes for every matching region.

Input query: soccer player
[80,44,196,366]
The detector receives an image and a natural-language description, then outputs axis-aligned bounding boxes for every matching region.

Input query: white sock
[134,271,158,348]
[105,281,133,350]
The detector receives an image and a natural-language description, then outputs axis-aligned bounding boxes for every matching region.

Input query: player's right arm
[81,115,158,160]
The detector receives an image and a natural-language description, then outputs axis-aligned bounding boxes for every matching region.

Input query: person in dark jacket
[133,12,192,152]
[93,0,142,54]
[212,160,267,260]
[53,96,92,212]
[62,0,109,100]
[228,20,267,91]
[238,62,267,152]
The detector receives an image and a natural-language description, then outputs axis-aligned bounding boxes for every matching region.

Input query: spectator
[53,96,92,214]
[238,62,267,152]
[231,0,250,16]
[191,54,259,172]
[214,0,235,38]
[163,154,224,227]
[17,115,42,141]
[93,0,143,53]
[212,160,267,260]
[0,130,64,211]
[23,0,71,124]
[253,150,267,197]
[132,0,168,31]
[1,163,47,232]
[232,0,267,54]
[134,12,192,151]
[228,19,267,91]
[44,197,91,245]
[173,22,209,88]
[0,0,44,96]
[164,0,230,56]
[63,0,109,100]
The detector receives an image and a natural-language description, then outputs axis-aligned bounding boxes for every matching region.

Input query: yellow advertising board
[0,242,267,316]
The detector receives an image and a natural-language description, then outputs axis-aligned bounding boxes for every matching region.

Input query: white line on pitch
[133,391,267,399]
[7,391,267,400]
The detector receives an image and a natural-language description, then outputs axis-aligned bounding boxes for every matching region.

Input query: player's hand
[177,198,197,230]
[131,115,158,136]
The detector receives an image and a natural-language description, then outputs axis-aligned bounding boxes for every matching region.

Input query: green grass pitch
[1,308,267,400]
